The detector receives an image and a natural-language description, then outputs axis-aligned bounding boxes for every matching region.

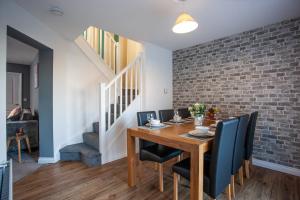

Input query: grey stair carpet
[83,132,99,150]
[93,122,99,134]
[59,89,138,167]
[60,143,101,167]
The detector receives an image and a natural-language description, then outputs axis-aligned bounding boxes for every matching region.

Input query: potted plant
[188,103,206,126]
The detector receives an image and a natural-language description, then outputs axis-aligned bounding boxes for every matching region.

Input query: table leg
[190,145,204,200]
[17,139,21,163]
[127,131,136,187]
[25,136,32,153]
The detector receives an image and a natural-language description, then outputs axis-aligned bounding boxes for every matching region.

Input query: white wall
[143,42,173,111]
[30,54,39,114]
[0,2,7,163]
[0,0,108,162]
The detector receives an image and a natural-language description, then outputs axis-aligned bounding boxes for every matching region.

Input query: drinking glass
[147,113,152,128]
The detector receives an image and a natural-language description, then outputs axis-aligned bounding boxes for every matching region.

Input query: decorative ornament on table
[206,107,220,120]
[188,103,206,126]
[173,109,182,122]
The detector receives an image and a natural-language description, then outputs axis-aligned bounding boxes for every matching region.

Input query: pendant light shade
[172,12,198,34]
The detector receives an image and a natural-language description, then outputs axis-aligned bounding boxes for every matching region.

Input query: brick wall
[173,17,300,169]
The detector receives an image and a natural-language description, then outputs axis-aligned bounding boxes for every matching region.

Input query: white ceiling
[14,0,300,50]
[7,36,38,65]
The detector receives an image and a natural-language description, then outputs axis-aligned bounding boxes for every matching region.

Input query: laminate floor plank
[14,158,300,200]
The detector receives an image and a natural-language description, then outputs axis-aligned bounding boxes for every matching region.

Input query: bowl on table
[150,119,161,125]
[195,126,209,133]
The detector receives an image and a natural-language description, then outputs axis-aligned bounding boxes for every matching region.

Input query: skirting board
[252,158,300,177]
[38,157,58,164]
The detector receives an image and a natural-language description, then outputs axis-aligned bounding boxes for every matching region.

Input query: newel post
[99,83,107,163]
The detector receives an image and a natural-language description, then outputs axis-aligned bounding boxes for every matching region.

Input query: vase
[194,115,203,126]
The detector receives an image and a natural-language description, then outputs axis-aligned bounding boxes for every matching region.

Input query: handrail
[105,52,142,89]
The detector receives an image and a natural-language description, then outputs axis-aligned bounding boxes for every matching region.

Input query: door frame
[7,26,54,162]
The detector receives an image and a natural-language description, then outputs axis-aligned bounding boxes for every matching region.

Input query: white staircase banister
[105,52,142,89]
[99,83,107,163]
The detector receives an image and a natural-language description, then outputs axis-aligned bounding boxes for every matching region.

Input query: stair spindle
[114,82,117,123]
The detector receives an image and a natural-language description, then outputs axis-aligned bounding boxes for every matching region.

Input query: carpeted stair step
[59,143,101,167]
[83,132,99,150]
[118,95,136,106]
[93,122,99,134]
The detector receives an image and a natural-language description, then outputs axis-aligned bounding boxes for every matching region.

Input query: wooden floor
[14,158,300,200]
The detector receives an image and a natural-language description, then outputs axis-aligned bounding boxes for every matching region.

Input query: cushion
[7,105,22,121]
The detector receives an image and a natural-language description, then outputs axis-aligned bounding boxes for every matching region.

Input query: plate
[169,119,185,123]
[145,123,165,127]
[188,129,215,137]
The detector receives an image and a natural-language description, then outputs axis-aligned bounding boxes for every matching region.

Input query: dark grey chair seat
[140,144,182,163]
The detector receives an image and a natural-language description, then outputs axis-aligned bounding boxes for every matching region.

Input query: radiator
[0,159,13,200]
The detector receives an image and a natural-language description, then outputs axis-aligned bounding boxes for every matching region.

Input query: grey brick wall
[173,17,300,169]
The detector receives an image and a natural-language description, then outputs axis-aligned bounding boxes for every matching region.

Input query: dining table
[127,119,215,200]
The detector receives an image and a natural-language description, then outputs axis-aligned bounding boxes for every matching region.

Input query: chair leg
[226,184,232,200]
[245,160,250,179]
[158,163,164,192]
[17,139,21,163]
[7,138,12,149]
[238,167,244,185]
[173,173,178,200]
[231,175,235,199]
[176,154,181,182]
[25,136,32,153]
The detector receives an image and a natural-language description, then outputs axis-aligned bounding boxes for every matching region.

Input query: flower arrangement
[188,103,206,117]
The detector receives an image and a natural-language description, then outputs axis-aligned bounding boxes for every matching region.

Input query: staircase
[60,26,143,166]
[59,87,140,166]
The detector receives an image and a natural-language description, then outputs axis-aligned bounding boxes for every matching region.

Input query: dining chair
[244,111,258,179]
[137,111,182,192]
[172,118,239,200]
[178,108,191,119]
[230,114,249,198]
[158,109,174,122]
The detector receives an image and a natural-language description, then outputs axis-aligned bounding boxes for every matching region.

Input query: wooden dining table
[127,121,214,200]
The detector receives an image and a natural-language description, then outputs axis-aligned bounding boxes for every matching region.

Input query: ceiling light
[172,12,198,34]
[49,6,64,16]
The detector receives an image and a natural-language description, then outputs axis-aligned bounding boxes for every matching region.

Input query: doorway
[6,26,54,182]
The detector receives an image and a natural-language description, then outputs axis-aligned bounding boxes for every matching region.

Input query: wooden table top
[128,121,214,152]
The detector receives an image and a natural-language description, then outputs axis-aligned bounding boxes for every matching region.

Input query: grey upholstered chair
[137,111,182,192]
[244,111,258,178]
[172,118,239,200]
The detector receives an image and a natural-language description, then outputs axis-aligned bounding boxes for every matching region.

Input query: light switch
[164,88,168,94]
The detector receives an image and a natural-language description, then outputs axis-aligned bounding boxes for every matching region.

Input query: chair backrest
[158,109,174,122]
[232,114,249,174]
[245,111,258,160]
[178,108,191,119]
[137,111,157,126]
[137,111,157,149]
[209,118,239,197]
